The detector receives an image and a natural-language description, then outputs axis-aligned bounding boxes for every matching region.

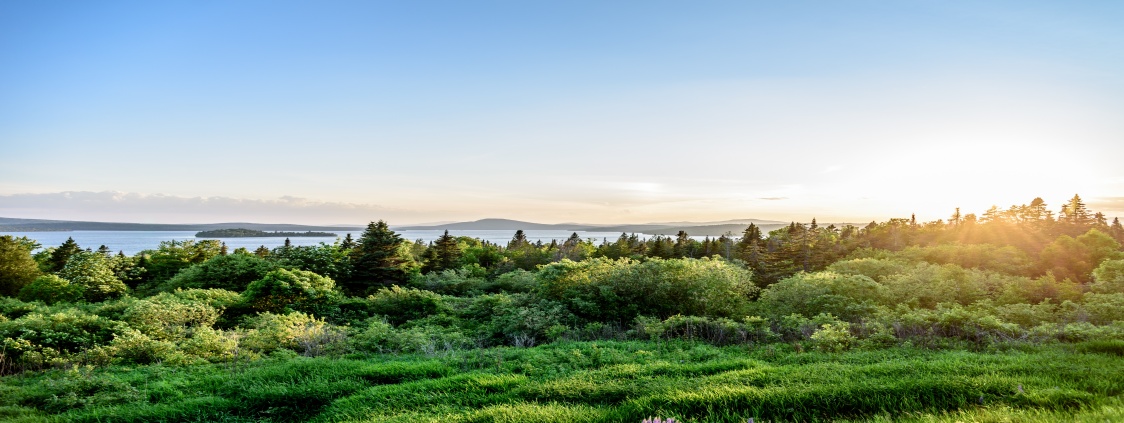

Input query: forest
[0,194,1122,422]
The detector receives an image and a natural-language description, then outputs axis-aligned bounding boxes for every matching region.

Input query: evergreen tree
[1111,217,1124,243]
[47,237,82,273]
[283,237,292,248]
[1061,194,1092,225]
[220,242,229,256]
[96,245,111,256]
[340,233,355,250]
[254,245,270,257]
[348,220,407,293]
[423,230,462,273]
[672,231,692,258]
[508,230,529,249]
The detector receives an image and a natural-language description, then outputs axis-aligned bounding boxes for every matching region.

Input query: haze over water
[3,230,646,256]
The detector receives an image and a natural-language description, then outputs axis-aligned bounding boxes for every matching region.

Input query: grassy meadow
[2,340,1122,422]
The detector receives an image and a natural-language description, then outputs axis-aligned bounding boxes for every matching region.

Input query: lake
[1,229,649,255]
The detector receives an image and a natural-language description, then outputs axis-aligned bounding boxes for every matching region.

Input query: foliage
[0,235,41,297]
[140,239,223,284]
[754,271,888,321]
[347,220,412,295]
[241,311,347,356]
[538,257,757,322]
[17,275,83,304]
[1091,259,1124,294]
[241,269,340,314]
[269,243,351,283]
[58,252,128,302]
[161,252,279,292]
[367,285,448,326]
[0,309,121,369]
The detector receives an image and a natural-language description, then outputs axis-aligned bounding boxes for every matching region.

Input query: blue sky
[2,1,1123,224]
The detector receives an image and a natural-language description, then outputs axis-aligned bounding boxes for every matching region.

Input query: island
[195,228,338,238]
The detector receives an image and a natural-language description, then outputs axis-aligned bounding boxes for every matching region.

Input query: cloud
[0,191,439,225]
[759,197,788,201]
[1089,197,1124,216]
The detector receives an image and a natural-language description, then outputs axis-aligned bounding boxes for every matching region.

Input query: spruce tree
[340,233,355,250]
[423,230,461,273]
[348,220,407,293]
[47,237,81,273]
[1061,194,1092,225]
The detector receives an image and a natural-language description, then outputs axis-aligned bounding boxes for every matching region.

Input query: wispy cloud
[0,191,438,225]
[759,197,788,201]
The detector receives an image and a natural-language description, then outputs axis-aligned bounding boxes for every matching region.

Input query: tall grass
[0,341,1120,422]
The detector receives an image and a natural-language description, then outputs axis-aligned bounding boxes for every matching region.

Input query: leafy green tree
[18,274,84,304]
[142,239,223,284]
[270,243,352,282]
[58,251,128,302]
[0,235,41,297]
[242,268,339,314]
[161,253,279,292]
[46,237,81,273]
[348,220,410,294]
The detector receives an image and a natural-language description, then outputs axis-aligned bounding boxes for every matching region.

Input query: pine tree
[220,242,229,256]
[97,245,111,256]
[423,230,462,273]
[47,237,82,273]
[1060,194,1092,225]
[508,230,529,249]
[672,231,691,258]
[340,233,355,250]
[254,245,270,257]
[349,220,407,293]
[1111,217,1124,243]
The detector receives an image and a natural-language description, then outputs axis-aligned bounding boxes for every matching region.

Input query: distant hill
[0,217,362,232]
[396,218,572,231]
[395,218,797,236]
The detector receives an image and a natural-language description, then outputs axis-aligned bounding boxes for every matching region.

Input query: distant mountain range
[0,217,362,232]
[396,218,793,236]
[1,217,864,237]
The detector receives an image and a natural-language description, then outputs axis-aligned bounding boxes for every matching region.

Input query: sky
[2,0,1124,225]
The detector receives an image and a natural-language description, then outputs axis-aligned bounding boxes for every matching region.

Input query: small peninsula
[195,228,338,238]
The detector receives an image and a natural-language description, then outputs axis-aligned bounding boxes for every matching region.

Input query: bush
[241,312,347,356]
[122,292,220,341]
[368,285,449,326]
[0,309,122,368]
[811,322,855,352]
[17,275,83,304]
[350,319,470,354]
[410,268,486,296]
[538,257,757,322]
[1091,259,1124,294]
[754,271,888,321]
[241,268,341,314]
[160,253,278,292]
[58,252,128,302]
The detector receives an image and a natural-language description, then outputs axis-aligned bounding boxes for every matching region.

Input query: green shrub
[241,311,346,356]
[241,268,340,314]
[1091,259,1124,294]
[811,321,855,352]
[0,309,122,368]
[160,253,278,292]
[538,257,757,322]
[410,268,486,295]
[1079,293,1124,325]
[1074,339,1124,356]
[755,271,888,321]
[368,285,448,326]
[58,252,128,302]
[122,292,220,341]
[350,319,470,354]
[16,275,83,304]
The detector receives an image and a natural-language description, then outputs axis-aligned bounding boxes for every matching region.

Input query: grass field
[1,340,1122,422]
